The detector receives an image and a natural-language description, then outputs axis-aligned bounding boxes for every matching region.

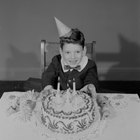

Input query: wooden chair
[40,40,96,73]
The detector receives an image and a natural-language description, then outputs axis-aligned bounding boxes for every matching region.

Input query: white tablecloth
[0,91,140,140]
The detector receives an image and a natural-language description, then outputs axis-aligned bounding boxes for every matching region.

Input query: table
[0,91,140,140]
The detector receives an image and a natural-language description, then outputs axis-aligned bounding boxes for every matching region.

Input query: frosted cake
[41,88,100,134]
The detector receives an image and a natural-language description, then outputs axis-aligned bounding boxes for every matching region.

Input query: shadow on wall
[5,45,40,80]
[97,34,140,81]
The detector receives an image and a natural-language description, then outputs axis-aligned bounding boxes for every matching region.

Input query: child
[42,17,99,98]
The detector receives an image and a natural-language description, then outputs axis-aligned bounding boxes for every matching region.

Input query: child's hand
[42,85,56,96]
[80,84,97,98]
[87,84,97,98]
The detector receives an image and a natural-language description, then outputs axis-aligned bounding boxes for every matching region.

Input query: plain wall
[0,0,140,80]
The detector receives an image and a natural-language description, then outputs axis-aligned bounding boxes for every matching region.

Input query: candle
[57,77,60,93]
[73,78,76,93]
[56,77,62,104]
[72,78,77,106]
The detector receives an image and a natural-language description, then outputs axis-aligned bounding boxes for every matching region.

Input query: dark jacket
[42,55,99,91]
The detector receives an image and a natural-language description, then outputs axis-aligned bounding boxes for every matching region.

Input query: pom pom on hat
[54,17,71,37]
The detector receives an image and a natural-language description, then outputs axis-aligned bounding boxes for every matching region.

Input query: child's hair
[60,28,85,49]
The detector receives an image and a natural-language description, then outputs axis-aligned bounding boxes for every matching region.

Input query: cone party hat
[54,17,71,37]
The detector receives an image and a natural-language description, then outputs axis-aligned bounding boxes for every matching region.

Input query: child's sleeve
[42,63,56,89]
[84,61,99,92]
[41,56,59,89]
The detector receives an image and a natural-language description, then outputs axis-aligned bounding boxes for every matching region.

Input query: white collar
[61,56,88,72]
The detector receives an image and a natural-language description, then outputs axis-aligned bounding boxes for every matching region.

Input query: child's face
[60,43,86,67]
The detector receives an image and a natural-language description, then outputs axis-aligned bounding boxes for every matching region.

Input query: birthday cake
[41,88,101,134]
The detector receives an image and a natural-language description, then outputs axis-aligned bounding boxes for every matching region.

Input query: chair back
[41,40,96,73]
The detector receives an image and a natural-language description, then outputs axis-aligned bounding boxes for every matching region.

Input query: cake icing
[41,88,100,134]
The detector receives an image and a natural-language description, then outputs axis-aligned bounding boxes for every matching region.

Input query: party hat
[54,17,71,37]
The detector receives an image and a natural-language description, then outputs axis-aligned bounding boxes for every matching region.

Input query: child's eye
[76,51,80,53]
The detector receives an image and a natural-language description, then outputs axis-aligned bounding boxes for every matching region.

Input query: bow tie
[64,65,81,71]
